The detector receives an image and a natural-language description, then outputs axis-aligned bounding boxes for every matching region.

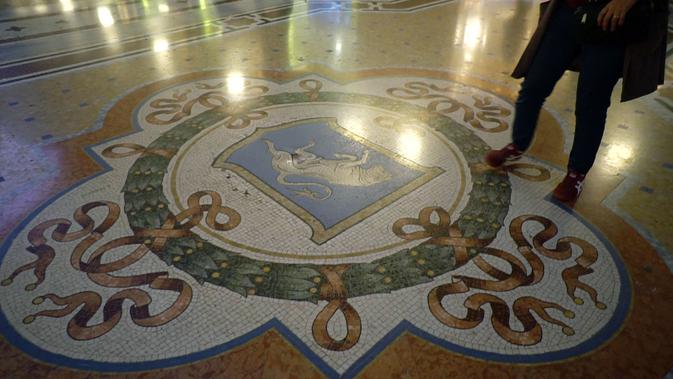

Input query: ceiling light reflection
[153,38,169,52]
[463,17,482,50]
[397,130,423,161]
[60,0,74,12]
[97,6,115,27]
[341,117,368,139]
[158,3,170,13]
[226,74,245,96]
[605,144,634,168]
[33,4,48,13]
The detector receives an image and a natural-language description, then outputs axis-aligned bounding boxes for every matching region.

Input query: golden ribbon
[5,191,240,340]
[299,79,323,102]
[223,110,268,129]
[428,283,576,346]
[386,82,511,133]
[195,82,224,90]
[472,95,511,133]
[312,265,362,351]
[428,214,604,346]
[504,162,551,182]
[386,81,458,99]
[145,91,227,125]
[374,116,427,137]
[392,206,492,267]
[101,143,175,159]
[239,81,269,98]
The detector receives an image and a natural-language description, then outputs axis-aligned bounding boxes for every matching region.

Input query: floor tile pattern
[0,1,672,378]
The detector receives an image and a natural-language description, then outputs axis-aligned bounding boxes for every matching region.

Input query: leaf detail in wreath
[128,174,148,191]
[167,245,185,258]
[207,248,232,262]
[145,213,162,229]
[236,263,266,276]
[174,238,197,250]
[192,253,218,271]
[273,277,315,292]
[223,273,254,289]
[281,290,315,301]
[182,262,208,281]
[281,266,321,280]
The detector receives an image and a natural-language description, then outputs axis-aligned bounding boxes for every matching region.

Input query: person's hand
[597,0,639,31]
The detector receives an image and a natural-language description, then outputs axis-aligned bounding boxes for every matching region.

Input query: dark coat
[512,0,669,102]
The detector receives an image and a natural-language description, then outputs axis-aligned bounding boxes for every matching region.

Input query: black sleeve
[539,1,551,24]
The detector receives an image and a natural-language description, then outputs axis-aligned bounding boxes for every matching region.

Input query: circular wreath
[122,91,511,303]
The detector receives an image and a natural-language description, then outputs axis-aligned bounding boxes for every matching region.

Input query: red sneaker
[484,143,523,167]
[553,170,586,203]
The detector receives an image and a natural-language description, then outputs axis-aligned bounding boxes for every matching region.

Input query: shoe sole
[485,154,522,168]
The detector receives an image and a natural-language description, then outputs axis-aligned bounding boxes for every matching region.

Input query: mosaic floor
[1,1,673,378]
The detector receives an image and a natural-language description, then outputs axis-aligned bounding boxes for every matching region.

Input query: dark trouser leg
[512,3,579,150]
[569,41,625,174]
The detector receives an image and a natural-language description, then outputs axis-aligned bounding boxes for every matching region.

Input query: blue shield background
[227,120,426,229]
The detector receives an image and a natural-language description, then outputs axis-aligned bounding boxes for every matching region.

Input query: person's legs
[486,3,580,167]
[569,42,625,174]
[552,40,625,202]
[511,4,580,151]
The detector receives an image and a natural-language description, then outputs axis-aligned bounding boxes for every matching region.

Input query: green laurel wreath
[122,91,511,302]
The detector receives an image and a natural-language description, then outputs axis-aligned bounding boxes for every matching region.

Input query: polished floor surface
[1,0,673,378]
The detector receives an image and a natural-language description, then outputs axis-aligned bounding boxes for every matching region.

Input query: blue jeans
[512,2,626,174]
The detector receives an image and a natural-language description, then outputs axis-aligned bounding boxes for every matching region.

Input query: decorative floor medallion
[0,70,631,377]
[213,117,443,244]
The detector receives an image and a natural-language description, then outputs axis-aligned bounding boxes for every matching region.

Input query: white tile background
[0,75,627,372]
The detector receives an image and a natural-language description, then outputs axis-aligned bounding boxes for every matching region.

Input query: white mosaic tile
[0,74,630,373]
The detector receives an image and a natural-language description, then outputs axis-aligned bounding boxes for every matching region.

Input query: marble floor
[0,0,672,378]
